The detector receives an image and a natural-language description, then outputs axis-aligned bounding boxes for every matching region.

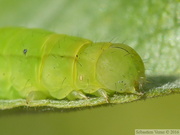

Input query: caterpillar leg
[26,91,49,103]
[93,89,109,103]
[67,90,88,100]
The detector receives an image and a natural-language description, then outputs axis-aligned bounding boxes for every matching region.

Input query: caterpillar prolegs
[0,27,145,103]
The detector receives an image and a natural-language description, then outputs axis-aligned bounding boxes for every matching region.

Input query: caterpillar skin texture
[0,27,145,101]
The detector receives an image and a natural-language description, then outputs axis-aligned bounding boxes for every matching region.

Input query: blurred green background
[0,0,179,135]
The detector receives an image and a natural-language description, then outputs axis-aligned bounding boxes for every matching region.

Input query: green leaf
[0,0,179,110]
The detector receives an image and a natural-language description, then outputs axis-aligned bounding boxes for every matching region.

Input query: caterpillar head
[96,43,145,94]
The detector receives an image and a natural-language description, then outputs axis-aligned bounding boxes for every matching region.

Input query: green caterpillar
[0,27,145,103]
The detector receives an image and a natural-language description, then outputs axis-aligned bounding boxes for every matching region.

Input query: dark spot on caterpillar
[23,49,27,55]
[118,81,123,83]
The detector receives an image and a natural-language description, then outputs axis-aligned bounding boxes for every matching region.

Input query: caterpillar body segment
[0,27,145,102]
